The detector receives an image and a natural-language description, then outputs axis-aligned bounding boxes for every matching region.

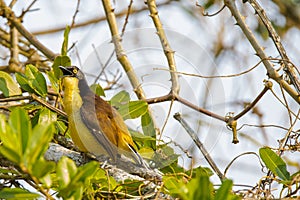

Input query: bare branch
[247,0,300,94]
[101,0,146,100]
[0,0,57,60]
[146,0,180,95]
[174,112,226,181]
[224,0,300,104]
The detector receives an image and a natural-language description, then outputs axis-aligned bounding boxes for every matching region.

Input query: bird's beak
[59,66,73,77]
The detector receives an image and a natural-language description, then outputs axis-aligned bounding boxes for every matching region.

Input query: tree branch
[101,0,146,100]
[173,113,226,181]
[247,0,300,94]
[0,0,57,60]
[224,0,300,104]
[146,0,180,95]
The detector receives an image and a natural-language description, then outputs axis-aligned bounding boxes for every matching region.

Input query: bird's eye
[73,69,78,74]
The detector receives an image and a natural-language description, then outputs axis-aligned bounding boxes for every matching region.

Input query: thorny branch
[146,0,180,95]
[224,0,300,104]
[101,0,146,100]
[246,0,300,94]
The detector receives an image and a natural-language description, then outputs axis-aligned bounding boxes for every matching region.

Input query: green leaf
[16,65,47,96]
[57,157,98,200]
[215,179,233,200]
[141,111,156,137]
[9,108,31,155]
[91,168,118,192]
[140,112,157,150]
[40,173,53,189]
[61,25,70,56]
[153,145,179,169]
[110,90,130,108]
[15,73,35,93]
[0,114,21,163]
[31,159,55,179]
[55,120,68,135]
[47,69,60,93]
[118,100,148,120]
[53,55,71,68]
[163,176,189,199]
[0,109,54,181]
[259,147,290,180]
[0,146,21,164]
[187,167,213,200]
[0,188,40,200]
[0,71,21,97]
[24,122,54,170]
[31,108,57,127]
[71,161,98,183]
[52,55,71,79]
[57,156,78,189]
[26,65,48,96]
[130,130,156,142]
[90,83,105,97]
[38,108,57,124]
[0,77,9,96]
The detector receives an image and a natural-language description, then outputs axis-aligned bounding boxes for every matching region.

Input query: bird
[59,66,148,168]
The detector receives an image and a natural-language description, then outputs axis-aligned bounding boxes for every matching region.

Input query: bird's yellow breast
[62,77,106,155]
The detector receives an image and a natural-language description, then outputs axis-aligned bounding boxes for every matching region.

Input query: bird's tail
[127,143,150,169]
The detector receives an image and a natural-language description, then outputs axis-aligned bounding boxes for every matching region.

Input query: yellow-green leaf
[0,188,40,199]
[0,71,21,97]
[118,100,148,120]
[259,147,290,181]
[61,25,70,56]
[110,90,130,108]
[90,83,105,97]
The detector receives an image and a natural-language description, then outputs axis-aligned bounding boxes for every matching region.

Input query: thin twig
[31,94,67,118]
[173,112,226,181]
[233,80,272,120]
[19,0,38,19]
[70,0,81,28]
[177,95,225,122]
[269,88,300,120]
[279,82,292,125]
[237,123,299,134]
[154,57,266,79]
[196,2,225,17]
[120,0,133,37]
[158,99,174,142]
[224,152,263,177]
[146,93,226,122]
[278,109,300,154]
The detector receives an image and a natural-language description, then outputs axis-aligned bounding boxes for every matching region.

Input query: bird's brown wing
[81,94,147,167]
[80,94,117,161]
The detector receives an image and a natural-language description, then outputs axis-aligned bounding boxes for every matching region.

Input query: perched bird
[59,66,148,168]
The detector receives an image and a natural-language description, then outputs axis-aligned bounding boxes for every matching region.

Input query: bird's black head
[59,66,85,80]
[59,66,91,96]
